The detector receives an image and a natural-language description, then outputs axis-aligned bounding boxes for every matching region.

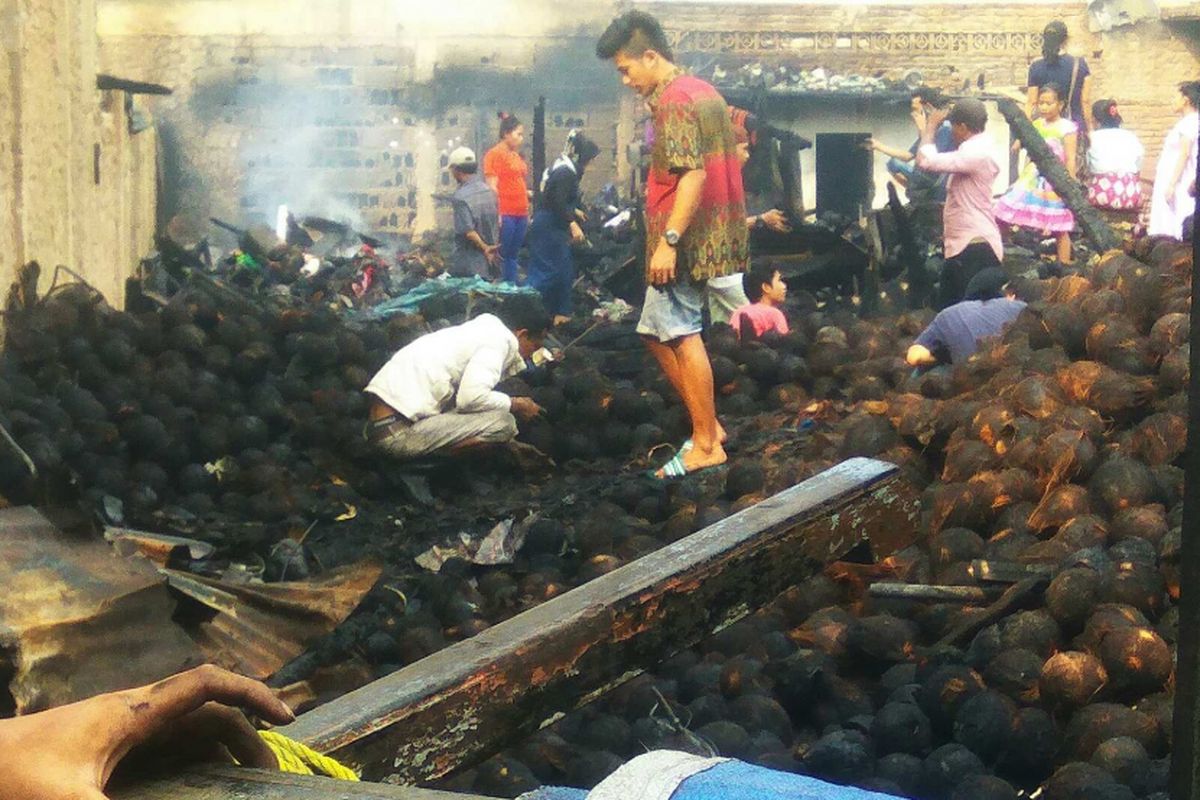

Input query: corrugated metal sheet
[0,506,203,713]
[163,562,382,680]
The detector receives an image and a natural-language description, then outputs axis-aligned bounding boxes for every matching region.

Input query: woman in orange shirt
[483,112,530,284]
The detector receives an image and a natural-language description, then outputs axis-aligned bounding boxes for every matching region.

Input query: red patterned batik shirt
[646,70,749,283]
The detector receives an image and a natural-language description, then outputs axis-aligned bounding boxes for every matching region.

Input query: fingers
[132,666,295,733]
[188,704,280,771]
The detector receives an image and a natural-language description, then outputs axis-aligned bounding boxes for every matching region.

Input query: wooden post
[1170,126,1200,800]
[280,458,920,783]
[993,98,1121,253]
[531,97,546,205]
[778,142,805,223]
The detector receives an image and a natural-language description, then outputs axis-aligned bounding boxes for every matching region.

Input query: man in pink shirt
[915,97,1004,308]
[730,263,789,341]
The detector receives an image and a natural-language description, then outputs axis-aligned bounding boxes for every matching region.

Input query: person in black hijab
[525,130,602,325]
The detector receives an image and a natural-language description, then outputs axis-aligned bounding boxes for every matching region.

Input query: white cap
[448,146,477,168]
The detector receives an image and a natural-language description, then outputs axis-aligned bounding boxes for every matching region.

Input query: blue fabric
[682,761,901,799]
[915,297,1027,363]
[500,214,529,284]
[357,277,537,321]
[526,210,574,316]
[518,789,588,800]
[636,280,705,342]
[886,156,915,178]
[523,760,903,800]
[1028,55,1091,127]
[451,174,500,278]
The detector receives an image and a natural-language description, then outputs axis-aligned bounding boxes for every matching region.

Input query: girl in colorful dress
[1148,81,1200,240]
[1087,100,1144,211]
[996,83,1078,266]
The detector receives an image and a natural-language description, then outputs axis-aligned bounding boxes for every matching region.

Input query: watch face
[665,231,680,245]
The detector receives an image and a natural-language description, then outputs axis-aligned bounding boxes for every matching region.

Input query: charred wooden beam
[532,97,546,205]
[97,74,173,95]
[778,143,805,223]
[868,582,995,603]
[280,458,920,783]
[994,98,1121,253]
[111,766,495,800]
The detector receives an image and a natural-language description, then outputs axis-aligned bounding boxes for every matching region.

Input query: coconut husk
[1028,484,1092,532]
[1125,412,1187,466]
[1149,312,1189,355]
[1035,429,1099,486]
[1045,275,1095,304]
[942,439,997,482]
[1040,651,1108,709]
[1004,375,1064,420]
[1160,344,1189,392]
[1055,361,1154,419]
[1077,288,1125,319]
[929,482,990,535]
[1063,703,1161,760]
[967,469,1039,513]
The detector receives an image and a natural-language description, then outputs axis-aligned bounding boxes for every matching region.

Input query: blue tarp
[519,759,902,800]
[358,277,538,321]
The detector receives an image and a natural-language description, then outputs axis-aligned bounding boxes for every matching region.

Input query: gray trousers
[372,409,517,459]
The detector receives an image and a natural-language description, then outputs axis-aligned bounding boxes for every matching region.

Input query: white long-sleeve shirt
[365,314,524,420]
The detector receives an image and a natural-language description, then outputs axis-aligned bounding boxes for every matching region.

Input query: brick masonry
[99,2,1200,241]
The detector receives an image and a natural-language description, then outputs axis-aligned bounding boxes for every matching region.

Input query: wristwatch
[663,229,681,247]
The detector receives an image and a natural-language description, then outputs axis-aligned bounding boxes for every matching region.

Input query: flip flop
[680,438,738,455]
[646,454,728,481]
[652,454,689,479]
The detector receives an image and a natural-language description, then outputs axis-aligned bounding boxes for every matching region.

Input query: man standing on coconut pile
[363,295,548,460]
[913,97,1004,309]
[597,10,749,479]
[448,146,501,279]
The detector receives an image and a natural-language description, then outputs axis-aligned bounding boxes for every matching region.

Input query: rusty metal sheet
[163,562,383,680]
[282,457,920,782]
[111,766,496,800]
[0,506,203,713]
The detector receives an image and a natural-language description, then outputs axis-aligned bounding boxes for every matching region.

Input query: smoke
[234,80,371,232]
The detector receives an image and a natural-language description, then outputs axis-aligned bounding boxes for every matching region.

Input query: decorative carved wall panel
[667,29,1042,54]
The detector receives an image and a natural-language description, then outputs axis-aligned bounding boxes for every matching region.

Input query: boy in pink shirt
[730,263,789,340]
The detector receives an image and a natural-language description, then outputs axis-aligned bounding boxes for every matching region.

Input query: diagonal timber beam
[280,457,920,783]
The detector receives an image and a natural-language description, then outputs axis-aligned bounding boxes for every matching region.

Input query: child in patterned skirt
[995,83,1078,266]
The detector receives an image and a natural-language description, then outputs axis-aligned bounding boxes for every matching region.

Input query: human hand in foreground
[0,664,295,800]
[648,241,677,286]
[510,396,545,421]
[484,244,500,265]
[760,209,792,233]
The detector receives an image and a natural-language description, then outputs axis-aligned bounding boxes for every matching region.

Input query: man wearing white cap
[448,146,501,278]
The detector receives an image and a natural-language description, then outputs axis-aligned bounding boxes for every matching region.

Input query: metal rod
[1169,113,1200,800]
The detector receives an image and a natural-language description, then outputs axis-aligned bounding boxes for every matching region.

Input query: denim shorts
[637,280,706,342]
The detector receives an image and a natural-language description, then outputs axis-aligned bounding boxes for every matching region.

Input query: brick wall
[98,1,1200,244]
[1,0,156,311]
[647,1,1200,176]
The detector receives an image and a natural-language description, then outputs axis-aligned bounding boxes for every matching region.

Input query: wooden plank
[280,457,920,783]
[111,766,494,800]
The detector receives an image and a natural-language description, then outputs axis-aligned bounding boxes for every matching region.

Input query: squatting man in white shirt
[363,294,549,459]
